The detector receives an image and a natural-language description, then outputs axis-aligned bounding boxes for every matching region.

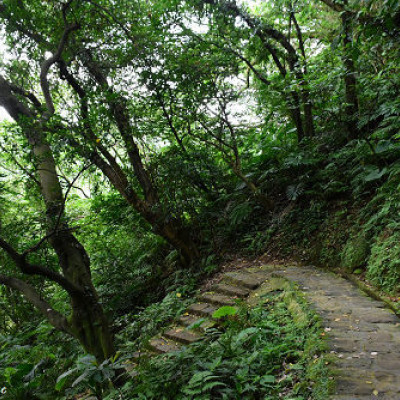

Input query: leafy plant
[367,230,400,292]
[127,286,332,399]
[212,306,238,319]
[56,354,125,398]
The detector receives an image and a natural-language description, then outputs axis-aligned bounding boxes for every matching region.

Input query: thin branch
[59,172,89,198]
[0,142,41,187]
[291,12,307,73]
[155,90,186,152]
[9,83,42,110]
[40,22,79,120]
[56,163,92,229]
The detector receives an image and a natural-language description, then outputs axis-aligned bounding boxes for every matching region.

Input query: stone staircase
[128,263,400,398]
[146,269,268,355]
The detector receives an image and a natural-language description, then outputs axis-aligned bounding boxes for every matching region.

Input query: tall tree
[0,0,200,264]
[0,74,114,361]
[200,0,315,141]
[320,0,359,138]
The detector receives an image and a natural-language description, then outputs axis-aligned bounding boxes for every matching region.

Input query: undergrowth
[237,139,400,295]
[111,280,333,400]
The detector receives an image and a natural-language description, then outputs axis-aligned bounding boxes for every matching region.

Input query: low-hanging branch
[0,237,84,296]
[0,273,70,332]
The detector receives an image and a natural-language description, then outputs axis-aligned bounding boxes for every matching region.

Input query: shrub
[366,230,400,292]
[341,234,370,272]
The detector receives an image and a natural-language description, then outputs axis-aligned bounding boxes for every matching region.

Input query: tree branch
[40,22,79,120]
[83,52,158,205]
[0,237,83,296]
[9,83,43,110]
[0,141,41,187]
[0,74,34,121]
[0,273,70,332]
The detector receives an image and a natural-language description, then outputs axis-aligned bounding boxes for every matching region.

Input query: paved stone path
[142,264,400,399]
[272,265,400,400]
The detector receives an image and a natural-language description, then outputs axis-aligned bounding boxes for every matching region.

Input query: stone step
[178,314,215,331]
[213,283,250,298]
[187,302,218,318]
[148,337,181,354]
[223,272,265,289]
[179,313,201,327]
[247,271,270,280]
[164,327,202,345]
[331,396,372,400]
[198,293,236,306]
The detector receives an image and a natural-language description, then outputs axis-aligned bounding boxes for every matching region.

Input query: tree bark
[291,12,315,137]
[318,0,360,139]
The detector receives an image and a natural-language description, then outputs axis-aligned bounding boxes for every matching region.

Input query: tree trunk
[342,11,359,139]
[0,74,115,361]
[155,219,200,265]
[51,232,116,361]
[319,0,359,139]
[70,294,115,361]
[289,91,305,141]
[31,133,115,360]
[302,91,315,137]
[34,142,116,361]
[291,11,315,138]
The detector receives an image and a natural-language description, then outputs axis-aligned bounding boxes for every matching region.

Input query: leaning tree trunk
[155,219,200,265]
[82,56,201,264]
[0,74,115,361]
[32,135,115,361]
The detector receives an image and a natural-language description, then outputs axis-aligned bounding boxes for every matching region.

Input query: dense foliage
[0,0,399,398]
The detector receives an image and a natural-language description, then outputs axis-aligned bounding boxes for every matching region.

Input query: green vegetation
[118,281,332,400]
[0,0,399,398]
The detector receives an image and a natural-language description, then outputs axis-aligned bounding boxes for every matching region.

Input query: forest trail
[139,264,400,399]
[273,265,400,399]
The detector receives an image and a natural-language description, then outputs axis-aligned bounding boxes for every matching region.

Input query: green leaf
[289,363,304,370]
[55,376,69,391]
[364,167,387,182]
[234,327,259,345]
[187,318,206,330]
[212,306,238,319]
[56,367,80,391]
[187,371,216,386]
[260,375,275,384]
[72,371,90,388]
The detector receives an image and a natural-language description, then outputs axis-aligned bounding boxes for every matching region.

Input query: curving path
[271,265,400,400]
[141,264,400,399]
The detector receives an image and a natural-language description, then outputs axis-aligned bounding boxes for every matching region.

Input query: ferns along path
[124,264,400,399]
